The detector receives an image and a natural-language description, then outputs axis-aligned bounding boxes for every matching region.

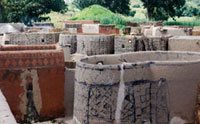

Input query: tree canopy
[73,0,131,15]
[141,0,186,21]
[1,0,67,25]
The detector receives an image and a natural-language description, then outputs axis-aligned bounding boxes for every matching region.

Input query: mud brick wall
[63,23,83,33]
[152,27,192,37]
[76,35,115,56]
[0,45,65,123]
[59,34,77,54]
[196,83,200,124]
[99,25,118,34]
[34,22,54,28]
[61,20,100,24]
[3,32,60,45]
[192,27,200,36]
[65,67,75,117]
[169,36,200,52]
[122,27,131,35]
[74,52,200,124]
[0,36,3,45]
[115,36,168,54]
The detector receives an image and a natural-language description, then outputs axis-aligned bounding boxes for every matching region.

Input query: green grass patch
[163,17,200,26]
[70,5,127,28]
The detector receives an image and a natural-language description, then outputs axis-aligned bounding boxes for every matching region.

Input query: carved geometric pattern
[76,79,169,124]
[0,45,64,69]
[88,85,118,122]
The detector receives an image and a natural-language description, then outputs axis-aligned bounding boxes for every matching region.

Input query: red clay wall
[0,45,65,122]
[99,25,117,34]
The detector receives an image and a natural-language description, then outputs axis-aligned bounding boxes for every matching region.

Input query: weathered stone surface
[168,36,200,52]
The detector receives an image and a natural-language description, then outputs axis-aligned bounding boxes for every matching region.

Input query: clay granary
[1,21,200,124]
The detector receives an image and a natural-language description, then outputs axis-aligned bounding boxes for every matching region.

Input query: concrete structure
[3,32,60,45]
[59,34,77,54]
[76,34,115,56]
[74,51,200,124]
[0,23,25,34]
[0,90,17,124]
[0,44,65,123]
[169,36,200,52]
[115,36,168,54]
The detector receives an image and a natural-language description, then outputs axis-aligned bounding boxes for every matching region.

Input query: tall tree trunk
[0,0,2,22]
[147,7,153,20]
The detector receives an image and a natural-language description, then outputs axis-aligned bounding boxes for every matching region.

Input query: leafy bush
[73,0,131,15]
[132,4,140,8]
[71,5,127,28]
[179,4,200,17]
[2,0,67,25]
[128,10,136,17]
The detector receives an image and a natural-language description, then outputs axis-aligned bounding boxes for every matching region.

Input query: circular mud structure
[74,51,200,124]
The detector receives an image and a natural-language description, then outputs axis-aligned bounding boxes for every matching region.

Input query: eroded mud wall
[0,45,65,123]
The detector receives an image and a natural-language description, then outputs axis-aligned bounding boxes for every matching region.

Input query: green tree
[2,0,67,25]
[141,0,186,21]
[178,4,200,17]
[73,0,131,15]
